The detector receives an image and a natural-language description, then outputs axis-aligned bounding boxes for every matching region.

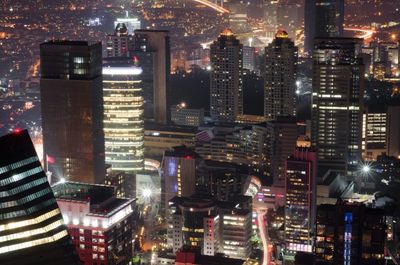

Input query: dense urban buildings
[311,38,364,178]
[53,181,136,265]
[1,1,400,264]
[103,59,145,172]
[315,202,386,264]
[210,29,243,122]
[264,30,298,120]
[0,130,80,265]
[40,41,105,184]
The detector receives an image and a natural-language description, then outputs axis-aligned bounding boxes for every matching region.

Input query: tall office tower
[53,182,136,265]
[133,30,170,124]
[312,38,364,178]
[387,105,400,158]
[210,29,243,122]
[304,0,345,55]
[40,41,105,184]
[106,23,134,58]
[316,202,386,265]
[114,12,141,35]
[103,59,144,172]
[0,130,80,265]
[285,148,317,254]
[264,30,298,120]
[266,117,298,186]
[161,146,199,211]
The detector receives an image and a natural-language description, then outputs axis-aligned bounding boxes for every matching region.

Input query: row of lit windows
[0,166,42,186]
[0,157,38,175]
[0,219,63,243]
[0,208,60,231]
[0,230,68,254]
[0,177,47,198]
[0,197,57,220]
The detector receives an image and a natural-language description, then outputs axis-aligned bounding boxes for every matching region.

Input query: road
[257,209,271,265]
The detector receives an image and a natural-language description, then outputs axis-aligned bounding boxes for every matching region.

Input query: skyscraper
[0,130,80,265]
[210,29,243,122]
[304,0,345,55]
[285,148,317,254]
[264,30,297,120]
[103,59,144,172]
[106,23,134,58]
[312,38,364,178]
[40,41,105,184]
[133,30,170,124]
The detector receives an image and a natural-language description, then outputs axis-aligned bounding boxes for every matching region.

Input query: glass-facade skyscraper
[304,0,345,55]
[40,41,105,184]
[103,60,144,172]
[0,130,80,265]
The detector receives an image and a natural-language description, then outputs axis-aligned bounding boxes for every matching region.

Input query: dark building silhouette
[0,130,80,265]
[304,0,344,55]
[316,202,386,265]
[40,41,105,184]
[133,30,170,124]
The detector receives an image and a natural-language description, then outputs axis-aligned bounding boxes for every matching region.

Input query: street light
[362,165,371,173]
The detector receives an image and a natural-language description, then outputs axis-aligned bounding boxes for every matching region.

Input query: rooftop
[52,181,135,216]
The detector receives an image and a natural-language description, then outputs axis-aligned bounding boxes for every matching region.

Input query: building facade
[285,148,317,254]
[315,202,386,265]
[133,30,170,124]
[0,130,80,265]
[304,0,344,55]
[210,29,243,122]
[103,60,144,172]
[53,182,136,265]
[312,38,364,178]
[264,30,297,120]
[40,40,105,184]
[106,23,134,58]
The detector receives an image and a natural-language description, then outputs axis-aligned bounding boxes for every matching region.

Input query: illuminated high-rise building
[133,30,170,124]
[40,41,105,184]
[304,0,344,55]
[106,23,134,58]
[0,130,80,265]
[264,30,297,120]
[210,29,243,122]
[103,59,144,172]
[312,38,364,178]
[285,148,317,254]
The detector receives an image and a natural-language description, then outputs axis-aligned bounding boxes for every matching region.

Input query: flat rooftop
[52,181,134,216]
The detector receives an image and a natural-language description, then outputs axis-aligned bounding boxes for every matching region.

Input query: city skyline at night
[0,0,400,264]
